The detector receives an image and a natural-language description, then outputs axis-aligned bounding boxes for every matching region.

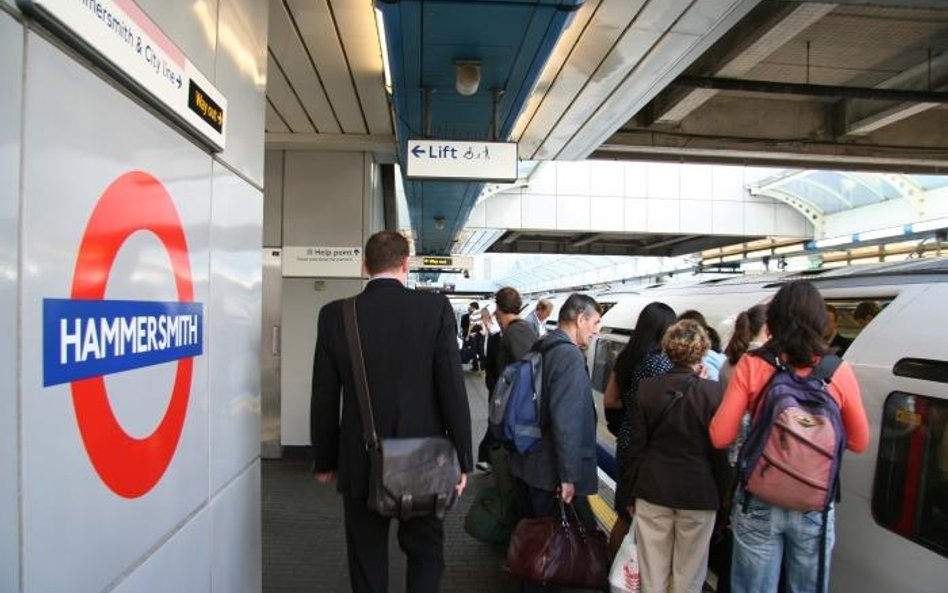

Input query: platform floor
[263,370,530,593]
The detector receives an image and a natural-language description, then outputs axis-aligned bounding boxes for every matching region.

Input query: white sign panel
[283,246,363,278]
[406,139,517,181]
[18,0,227,150]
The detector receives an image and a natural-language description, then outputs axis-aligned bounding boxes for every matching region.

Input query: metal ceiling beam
[786,0,948,8]
[570,233,604,248]
[672,76,948,103]
[654,2,835,124]
[749,186,826,230]
[845,52,948,135]
[595,139,948,173]
[265,132,397,158]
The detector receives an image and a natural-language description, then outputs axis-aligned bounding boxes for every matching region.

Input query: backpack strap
[748,346,780,369]
[530,339,574,425]
[746,347,783,418]
[811,354,842,383]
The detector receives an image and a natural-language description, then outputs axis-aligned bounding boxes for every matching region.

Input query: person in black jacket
[311,231,473,593]
[476,287,537,472]
[623,319,731,593]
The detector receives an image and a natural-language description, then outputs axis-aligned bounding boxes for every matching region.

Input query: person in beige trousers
[621,320,732,593]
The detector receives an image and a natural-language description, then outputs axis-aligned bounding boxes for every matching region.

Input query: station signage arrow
[406,140,517,182]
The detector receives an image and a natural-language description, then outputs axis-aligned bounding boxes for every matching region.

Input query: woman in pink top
[709,280,869,593]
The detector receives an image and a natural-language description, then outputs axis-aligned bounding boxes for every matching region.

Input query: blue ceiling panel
[377,0,584,254]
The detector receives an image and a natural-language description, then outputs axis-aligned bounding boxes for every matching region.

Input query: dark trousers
[342,496,445,593]
[470,332,486,369]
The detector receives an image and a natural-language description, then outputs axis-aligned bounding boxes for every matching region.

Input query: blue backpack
[488,340,566,454]
[738,348,845,513]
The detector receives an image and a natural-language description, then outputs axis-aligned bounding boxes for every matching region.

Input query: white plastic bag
[608,518,641,593]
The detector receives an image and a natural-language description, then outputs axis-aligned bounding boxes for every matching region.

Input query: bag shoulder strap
[342,297,379,450]
[646,374,696,442]
[749,346,841,381]
[748,346,779,368]
[811,354,842,383]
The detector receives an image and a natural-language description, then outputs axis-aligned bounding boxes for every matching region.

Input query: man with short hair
[824,303,853,355]
[311,230,472,593]
[510,293,603,592]
[854,301,880,327]
[525,298,553,337]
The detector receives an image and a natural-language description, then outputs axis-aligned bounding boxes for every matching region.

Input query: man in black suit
[311,231,473,593]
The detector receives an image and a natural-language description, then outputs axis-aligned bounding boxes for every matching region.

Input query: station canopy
[430,165,948,294]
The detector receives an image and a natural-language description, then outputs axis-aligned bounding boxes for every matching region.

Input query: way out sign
[406,140,517,182]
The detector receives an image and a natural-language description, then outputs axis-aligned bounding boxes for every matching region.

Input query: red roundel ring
[70,171,195,498]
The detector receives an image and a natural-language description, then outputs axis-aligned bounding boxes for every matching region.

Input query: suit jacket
[511,329,598,494]
[624,367,731,511]
[311,278,473,498]
[830,333,853,356]
[525,310,547,337]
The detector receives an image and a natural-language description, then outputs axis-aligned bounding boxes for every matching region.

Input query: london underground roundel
[42,171,204,498]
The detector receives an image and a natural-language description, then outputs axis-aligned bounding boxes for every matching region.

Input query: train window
[894,358,948,384]
[591,338,626,394]
[598,301,617,316]
[824,298,892,345]
[872,392,948,558]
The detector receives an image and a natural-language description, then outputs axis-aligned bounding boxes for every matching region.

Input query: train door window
[591,338,625,394]
[872,391,948,558]
[824,298,891,345]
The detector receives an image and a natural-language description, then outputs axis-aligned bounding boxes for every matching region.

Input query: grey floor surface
[262,370,521,593]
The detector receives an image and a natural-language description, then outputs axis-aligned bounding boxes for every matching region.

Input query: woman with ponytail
[720,304,768,388]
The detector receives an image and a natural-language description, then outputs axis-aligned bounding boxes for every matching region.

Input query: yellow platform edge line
[588,494,617,532]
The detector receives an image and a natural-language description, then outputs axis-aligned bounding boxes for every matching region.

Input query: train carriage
[581,258,948,593]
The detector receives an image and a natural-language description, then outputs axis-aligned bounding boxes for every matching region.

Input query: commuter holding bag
[343,298,461,519]
[505,497,610,590]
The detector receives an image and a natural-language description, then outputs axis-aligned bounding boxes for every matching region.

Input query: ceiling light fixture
[455,60,482,96]
[374,8,392,93]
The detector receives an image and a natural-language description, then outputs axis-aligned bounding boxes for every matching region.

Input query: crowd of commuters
[310,232,871,593]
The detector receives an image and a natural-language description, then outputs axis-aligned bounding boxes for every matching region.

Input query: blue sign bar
[43,298,204,386]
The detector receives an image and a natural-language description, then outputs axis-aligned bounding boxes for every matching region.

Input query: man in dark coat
[510,293,602,592]
[311,230,473,593]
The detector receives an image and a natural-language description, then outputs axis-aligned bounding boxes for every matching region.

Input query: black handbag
[343,298,461,520]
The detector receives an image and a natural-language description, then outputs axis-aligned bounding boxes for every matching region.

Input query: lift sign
[41,170,203,498]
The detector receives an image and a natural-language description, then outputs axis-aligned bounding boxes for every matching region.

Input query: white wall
[0,10,23,593]
[268,150,384,446]
[3,1,267,591]
[465,160,812,238]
